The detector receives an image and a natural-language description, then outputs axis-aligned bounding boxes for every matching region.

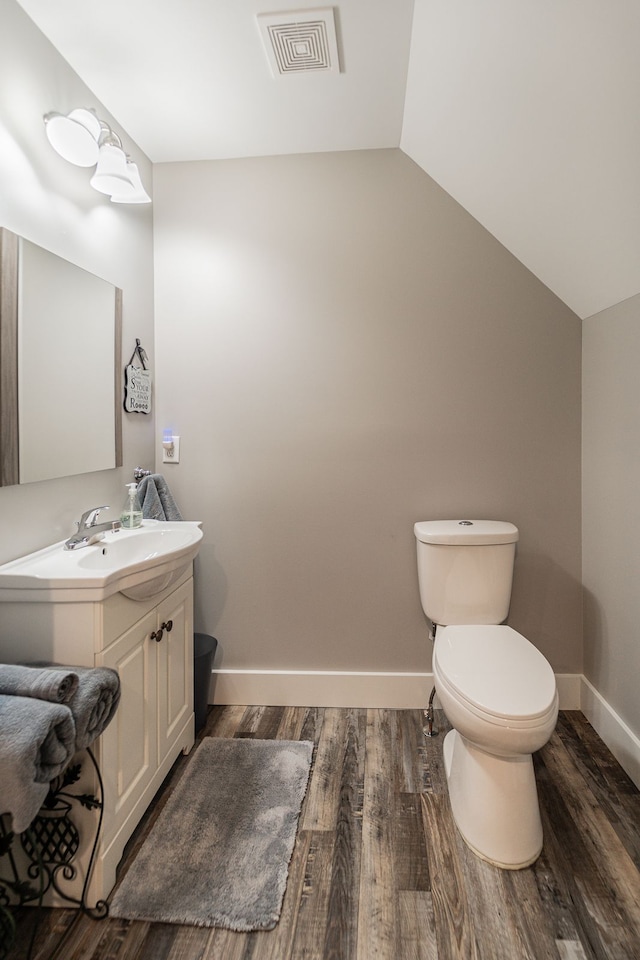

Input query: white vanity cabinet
[97,573,194,894]
[0,567,195,906]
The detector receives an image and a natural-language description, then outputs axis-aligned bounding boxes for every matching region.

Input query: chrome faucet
[64,505,121,550]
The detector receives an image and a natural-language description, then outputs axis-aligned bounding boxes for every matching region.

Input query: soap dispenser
[120,482,143,529]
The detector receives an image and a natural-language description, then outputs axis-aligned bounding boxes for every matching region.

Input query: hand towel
[0,663,79,703]
[66,666,121,750]
[136,473,183,521]
[0,695,76,833]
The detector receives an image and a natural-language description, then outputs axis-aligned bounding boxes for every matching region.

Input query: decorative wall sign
[124,339,151,414]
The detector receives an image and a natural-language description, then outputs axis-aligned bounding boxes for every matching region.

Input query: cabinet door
[98,609,158,840]
[156,578,194,764]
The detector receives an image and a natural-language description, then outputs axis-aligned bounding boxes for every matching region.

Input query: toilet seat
[434,624,557,725]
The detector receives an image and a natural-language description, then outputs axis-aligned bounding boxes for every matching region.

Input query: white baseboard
[580,675,640,790]
[555,673,582,710]
[210,669,582,711]
[209,669,639,787]
[210,669,433,710]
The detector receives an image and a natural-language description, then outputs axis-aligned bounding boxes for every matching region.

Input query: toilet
[414,519,558,869]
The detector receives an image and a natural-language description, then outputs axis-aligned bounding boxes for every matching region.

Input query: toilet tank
[414,520,519,625]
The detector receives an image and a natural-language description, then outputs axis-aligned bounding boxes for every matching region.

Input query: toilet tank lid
[414,520,519,545]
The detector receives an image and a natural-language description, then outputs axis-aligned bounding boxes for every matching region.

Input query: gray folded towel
[66,666,121,750]
[0,664,79,703]
[0,695,76,832]
[135,473,183,521]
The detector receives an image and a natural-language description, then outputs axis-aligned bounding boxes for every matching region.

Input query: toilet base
[443,729,543,870]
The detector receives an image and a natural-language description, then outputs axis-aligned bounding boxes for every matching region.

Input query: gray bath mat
[109,737,314,930]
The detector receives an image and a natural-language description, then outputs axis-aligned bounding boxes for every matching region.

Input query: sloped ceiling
[401,0,640,320]
[15,0,640,319]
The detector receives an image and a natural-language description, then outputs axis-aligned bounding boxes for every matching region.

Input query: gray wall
[583,293,640,733]
[0,1,155,565]
[154,149,582,676]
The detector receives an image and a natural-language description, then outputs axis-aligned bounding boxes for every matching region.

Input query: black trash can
[193,633,218,733]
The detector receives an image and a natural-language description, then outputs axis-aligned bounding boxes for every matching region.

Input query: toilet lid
[434,624,557,721]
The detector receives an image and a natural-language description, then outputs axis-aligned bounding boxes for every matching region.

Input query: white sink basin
[0,520,203,602]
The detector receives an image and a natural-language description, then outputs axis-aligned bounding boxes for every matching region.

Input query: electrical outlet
[162,435,180,463]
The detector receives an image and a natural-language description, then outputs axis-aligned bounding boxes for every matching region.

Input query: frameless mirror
[0,228,122,486]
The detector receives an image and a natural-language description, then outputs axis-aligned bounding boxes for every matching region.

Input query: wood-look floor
[8,706,640,960]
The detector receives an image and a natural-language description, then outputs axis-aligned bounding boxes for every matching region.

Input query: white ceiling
[15,0,640,319]
[15,0,415,161]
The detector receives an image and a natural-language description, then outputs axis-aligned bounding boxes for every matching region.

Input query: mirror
[0,228,122,486]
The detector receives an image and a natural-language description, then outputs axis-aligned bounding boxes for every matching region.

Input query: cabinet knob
[150,620,173,642]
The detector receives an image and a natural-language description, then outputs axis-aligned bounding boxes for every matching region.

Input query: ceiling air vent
[257,8,340,77]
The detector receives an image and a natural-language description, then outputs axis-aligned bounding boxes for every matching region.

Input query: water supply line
[424,622,438,738]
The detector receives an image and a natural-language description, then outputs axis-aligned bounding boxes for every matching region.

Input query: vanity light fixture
[43,108,101,166]
[44,108,151,204]
[110,161,150,204]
